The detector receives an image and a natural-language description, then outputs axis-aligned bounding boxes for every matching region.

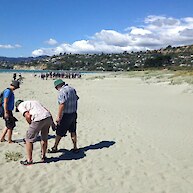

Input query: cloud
[144,15,180,27]
[129,27,152,36]
[32,15,193,56]
[180,28,193,37]
[0,44,22,49]
[45,38,58,45]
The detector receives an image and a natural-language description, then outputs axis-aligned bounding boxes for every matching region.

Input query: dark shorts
[56,112,77,137]
[4,111,16,130]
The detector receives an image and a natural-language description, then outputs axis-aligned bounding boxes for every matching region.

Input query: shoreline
[0,69,106,74]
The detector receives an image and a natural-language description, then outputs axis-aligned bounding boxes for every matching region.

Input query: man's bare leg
[7,129,13,143]
[0,127,8,142]
[41,140,48,160]
[26,141,33,162]
[71,132,78,150]
[52,135,62,150]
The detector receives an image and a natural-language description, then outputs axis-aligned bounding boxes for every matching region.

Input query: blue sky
[1,0,193,57]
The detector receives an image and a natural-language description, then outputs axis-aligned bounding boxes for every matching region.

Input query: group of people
[39,72,81,80]
[13,73,23,82]
[0,78,79,166]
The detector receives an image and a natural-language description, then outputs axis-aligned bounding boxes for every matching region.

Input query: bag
[0,90,4,117]
[0,88,11,117]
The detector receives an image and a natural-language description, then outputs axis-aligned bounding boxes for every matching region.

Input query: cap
[15,100,24,112]
[11,80,20,89]
[15,100,24,108]
[54,79,65,88]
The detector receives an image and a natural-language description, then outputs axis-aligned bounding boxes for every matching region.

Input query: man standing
[49,79,79,153]
[15,100,55,165]
[0,80,20,143]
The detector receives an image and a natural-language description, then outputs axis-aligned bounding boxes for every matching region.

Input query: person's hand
[4,112,9,120]
[51,122,56,131]
[24,111,32,124]
[56,117,61,125]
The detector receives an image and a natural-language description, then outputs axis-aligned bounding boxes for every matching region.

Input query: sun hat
[54,79,65,88]
[15,100,24,112]
[15,100,24,108]
[11,80,20,89]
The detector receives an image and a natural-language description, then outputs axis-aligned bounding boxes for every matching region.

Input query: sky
[1,0,193,57]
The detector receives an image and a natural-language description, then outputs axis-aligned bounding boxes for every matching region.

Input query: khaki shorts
[26,117,52,143]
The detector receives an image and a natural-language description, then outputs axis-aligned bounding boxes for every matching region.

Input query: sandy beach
[1,71,193,193]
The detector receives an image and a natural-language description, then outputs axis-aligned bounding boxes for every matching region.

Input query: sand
[0,72,193,193]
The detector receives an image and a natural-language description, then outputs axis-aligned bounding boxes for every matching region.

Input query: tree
[144,54,171,68]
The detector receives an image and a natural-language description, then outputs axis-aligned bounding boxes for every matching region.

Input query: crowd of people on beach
[0,76,79,166]
[38,71,81,80]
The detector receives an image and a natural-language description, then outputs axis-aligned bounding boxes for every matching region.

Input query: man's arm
[23,111,32,124]
[56,103,65,124]
[4,97,9,119]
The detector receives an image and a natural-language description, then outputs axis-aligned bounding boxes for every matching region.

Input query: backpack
[0,88,11,117]
[0,91,4,117]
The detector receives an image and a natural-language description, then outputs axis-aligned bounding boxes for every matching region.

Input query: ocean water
[0,69,98,74]
[0,69,50,74]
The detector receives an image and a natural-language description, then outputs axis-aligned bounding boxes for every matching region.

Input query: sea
[0,69,98,74]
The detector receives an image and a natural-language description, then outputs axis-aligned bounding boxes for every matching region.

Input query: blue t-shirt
[3,89,14,111]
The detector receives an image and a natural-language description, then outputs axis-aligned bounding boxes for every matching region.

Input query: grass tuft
[5,151,23,162]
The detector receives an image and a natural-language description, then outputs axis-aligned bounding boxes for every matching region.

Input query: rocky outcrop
[13,64,47,70]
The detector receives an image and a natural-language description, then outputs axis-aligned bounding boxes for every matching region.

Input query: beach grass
[5,151,23,162]
[117,69,193,85]
[86,75,106,80]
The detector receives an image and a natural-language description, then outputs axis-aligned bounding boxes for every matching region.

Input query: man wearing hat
[48,79,79,153]
[0,80,20,143]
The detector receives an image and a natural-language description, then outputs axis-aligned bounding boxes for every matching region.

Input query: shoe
[8,140,15,144]
[48,147,58,153]
[20,160,33,166]
[0,139,7,142]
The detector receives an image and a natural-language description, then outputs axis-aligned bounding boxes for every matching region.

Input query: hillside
[1,45,193,71]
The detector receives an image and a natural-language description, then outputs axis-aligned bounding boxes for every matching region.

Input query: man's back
[3,88,14,111]
[18,100,51,122]
[58,85,79,114]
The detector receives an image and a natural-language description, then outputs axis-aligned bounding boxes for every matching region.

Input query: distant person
[13,73,16,80]
[41,73,45,80]
[0,80,20,143]
[48,79,79,153]
[15,100,55,165]
[17,73,23,83]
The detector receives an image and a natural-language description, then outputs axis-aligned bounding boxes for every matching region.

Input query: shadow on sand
[14,135,56,148]
[43,140,116,164]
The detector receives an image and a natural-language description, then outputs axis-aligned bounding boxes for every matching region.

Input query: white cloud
[93,30,131,47]
[32,49,46,56]
[45,38,58,45]
[0,44,22,49]
[32,15,193,56]
[15,44,22,48]
[129,27,152,36]
[145,15,180,27]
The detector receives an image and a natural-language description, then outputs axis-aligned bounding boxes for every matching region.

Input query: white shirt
[18,100,51,122]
